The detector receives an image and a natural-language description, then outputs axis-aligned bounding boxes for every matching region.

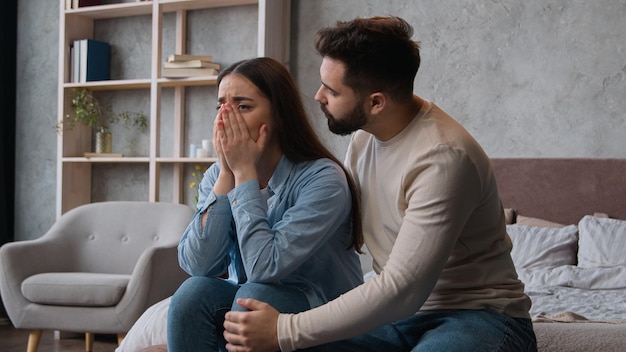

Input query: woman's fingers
[218,104,262,185]
[221,104,251,144]
[221,104,235,142]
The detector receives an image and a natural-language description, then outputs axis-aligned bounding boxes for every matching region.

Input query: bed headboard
[490,158,626,225]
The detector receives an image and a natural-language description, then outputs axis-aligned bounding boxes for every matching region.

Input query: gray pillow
[578,215,626,268]
[507,224,578,269]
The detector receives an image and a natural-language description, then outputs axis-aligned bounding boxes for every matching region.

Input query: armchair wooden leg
[27,330,42,352]
[117,333,126,346]
[85,332,94,352]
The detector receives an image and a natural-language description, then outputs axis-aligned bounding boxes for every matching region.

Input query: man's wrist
[277,313,295,352]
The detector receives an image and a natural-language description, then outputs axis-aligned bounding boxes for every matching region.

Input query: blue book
[79,39,110,82]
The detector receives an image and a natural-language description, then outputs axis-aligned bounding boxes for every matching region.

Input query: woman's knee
[232,282,309,313]
[232,282,282,306]
[172,277,213,301]
[170,277,235,313]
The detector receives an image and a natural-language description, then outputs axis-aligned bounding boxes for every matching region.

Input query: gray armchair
[0,201,194,352]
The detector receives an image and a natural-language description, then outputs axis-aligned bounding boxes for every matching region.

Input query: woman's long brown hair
[218,57,363,252]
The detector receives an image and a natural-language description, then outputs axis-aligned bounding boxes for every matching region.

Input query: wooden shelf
[62,76,219,90]
[57,0,290,217]
[157,157,218,163]
[64,0,259,19]
[64,79,151,90]
[65,2,152,19]
[62,157,150,163]
[160,0,258,12]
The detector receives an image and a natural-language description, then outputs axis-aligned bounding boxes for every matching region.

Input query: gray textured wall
[14,0,626,241]
[293,0,626,159]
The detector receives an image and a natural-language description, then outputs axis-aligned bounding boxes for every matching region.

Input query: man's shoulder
[349,130,374,146]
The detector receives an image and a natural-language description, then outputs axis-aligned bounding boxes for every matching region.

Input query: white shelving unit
[56,0,290,218]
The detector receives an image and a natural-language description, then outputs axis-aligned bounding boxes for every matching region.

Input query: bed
[117,158,626,352]
[492,158,626,352]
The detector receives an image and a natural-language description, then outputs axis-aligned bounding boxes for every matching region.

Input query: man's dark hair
[314,16,421,102]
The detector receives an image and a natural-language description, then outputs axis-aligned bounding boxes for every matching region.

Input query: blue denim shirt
[178,156,363,307]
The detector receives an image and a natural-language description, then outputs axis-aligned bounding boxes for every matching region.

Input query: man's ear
[367,92,386,115]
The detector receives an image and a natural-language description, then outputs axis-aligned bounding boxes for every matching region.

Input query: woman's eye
[238,104,251,111]
[216,104,222,110]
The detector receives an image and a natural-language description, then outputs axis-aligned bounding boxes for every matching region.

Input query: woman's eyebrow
[217,96,254,103]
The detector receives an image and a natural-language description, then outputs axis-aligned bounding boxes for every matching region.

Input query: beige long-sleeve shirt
[278,98,531,351]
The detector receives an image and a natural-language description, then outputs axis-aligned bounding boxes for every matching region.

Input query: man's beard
[320,102,367,136]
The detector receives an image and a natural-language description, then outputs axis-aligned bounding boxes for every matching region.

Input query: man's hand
[223,298,281,352]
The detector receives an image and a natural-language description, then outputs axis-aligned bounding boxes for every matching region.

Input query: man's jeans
[312,309,537,352]
[167,276,310,352]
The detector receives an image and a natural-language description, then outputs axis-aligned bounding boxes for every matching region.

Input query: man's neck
[366,95,423,141]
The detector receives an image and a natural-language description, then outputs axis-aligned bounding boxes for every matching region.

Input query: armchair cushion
[22,272,130,307]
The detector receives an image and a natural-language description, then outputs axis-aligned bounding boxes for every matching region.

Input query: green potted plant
[57,87,148,154]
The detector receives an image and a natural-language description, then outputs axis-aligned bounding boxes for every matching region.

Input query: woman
[167,57,364,351]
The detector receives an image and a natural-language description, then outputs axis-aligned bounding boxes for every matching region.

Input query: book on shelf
[167,54,213,63]
[163,60,221,70]
[163,67,219,78]
[72,40,80,82]
[73,38,110,82]
[69,42,75,82]
[72,0,102,8]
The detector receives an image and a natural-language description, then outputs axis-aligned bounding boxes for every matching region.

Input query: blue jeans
[309,309,537,352]
[167,276,310,352]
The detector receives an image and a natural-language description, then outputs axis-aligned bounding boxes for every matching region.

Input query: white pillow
[578,215,626,268]
[116,297,170,352]
[506,224,578,269]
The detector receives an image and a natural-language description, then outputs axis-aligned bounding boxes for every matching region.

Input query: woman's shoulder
[293,157,343,175]
[283,157,346,185]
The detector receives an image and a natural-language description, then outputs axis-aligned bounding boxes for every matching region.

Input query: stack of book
[65,0,102,10]
[163,54,221,78]
[70,38,110,83]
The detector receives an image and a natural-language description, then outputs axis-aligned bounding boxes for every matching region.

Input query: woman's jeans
[167,276,310,352]
[311,309,537,352]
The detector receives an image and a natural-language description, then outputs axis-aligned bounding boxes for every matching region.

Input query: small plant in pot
[57,87,148,154]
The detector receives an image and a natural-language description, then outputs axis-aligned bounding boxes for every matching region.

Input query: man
[223,16,537,352]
